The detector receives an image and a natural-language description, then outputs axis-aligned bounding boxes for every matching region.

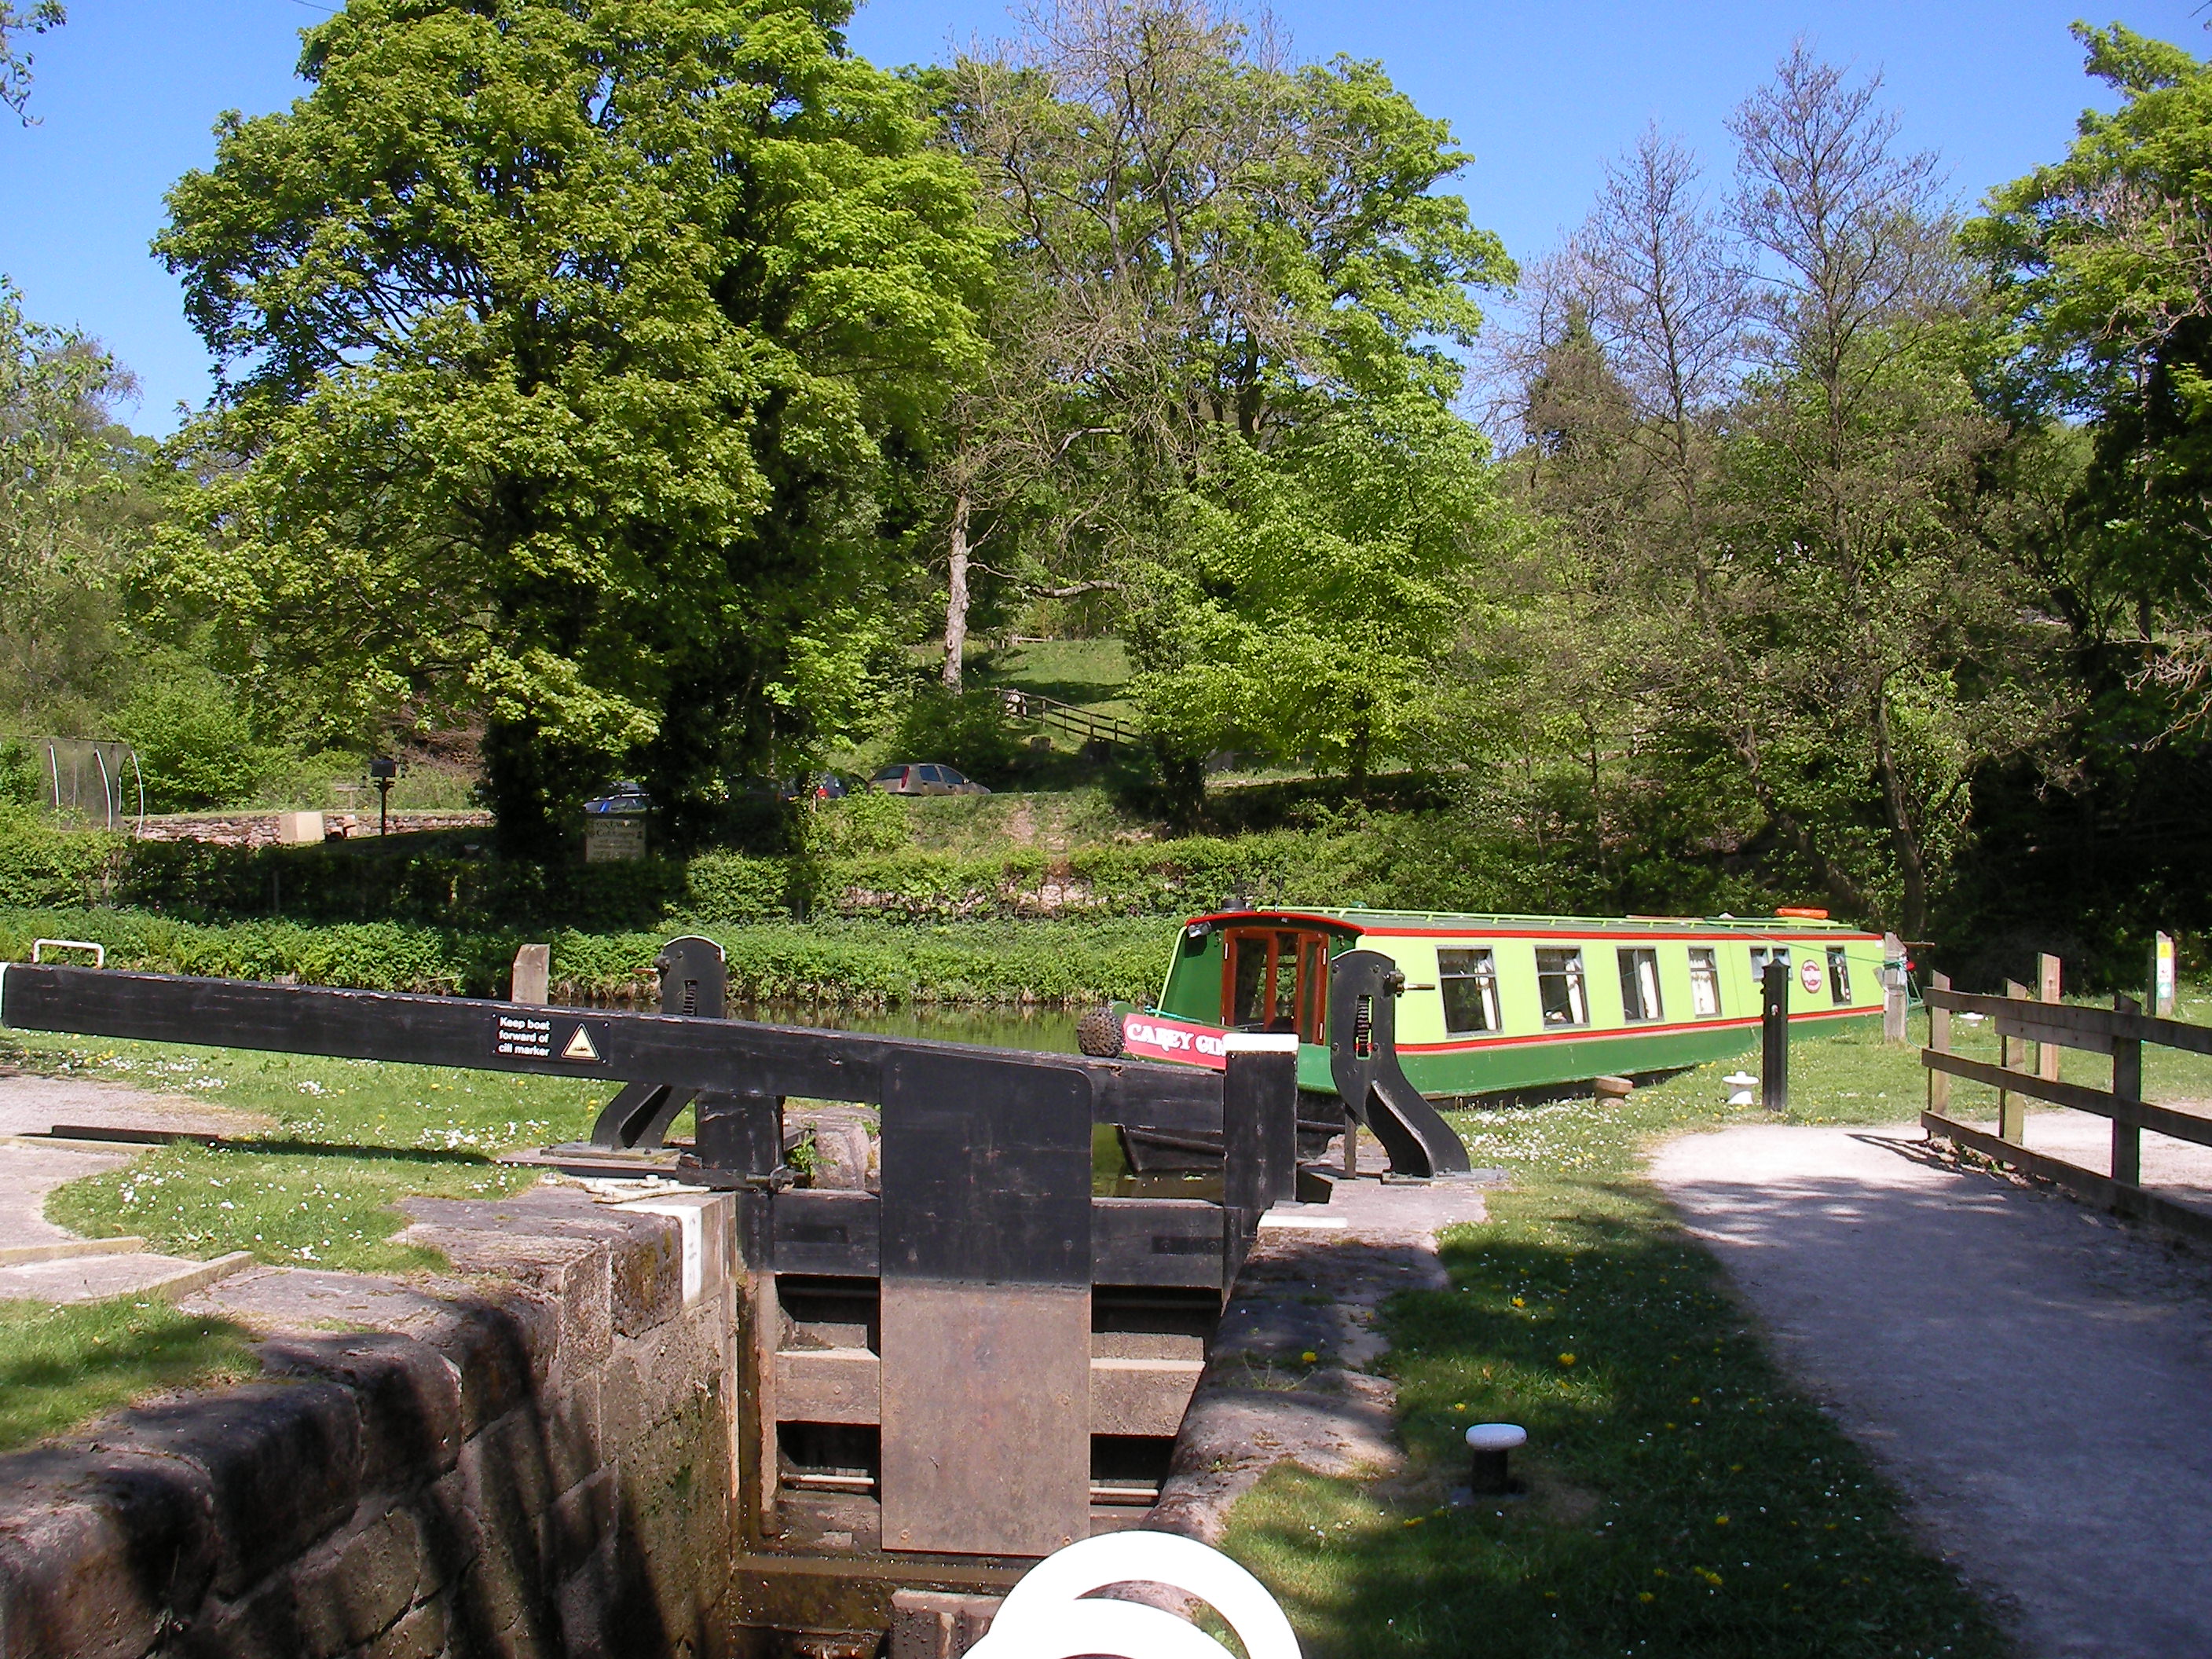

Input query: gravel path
[1650,1120,2212,1659]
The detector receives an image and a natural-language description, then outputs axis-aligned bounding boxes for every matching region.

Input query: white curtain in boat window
[1617,947,1663,1022]
[1826,947,1852,1005]
[1535,948,1588,1027]
[1438,948,1500,1034]
[1687,947,1723,1016]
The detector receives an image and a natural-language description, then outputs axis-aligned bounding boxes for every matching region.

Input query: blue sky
[1,1,2204,432]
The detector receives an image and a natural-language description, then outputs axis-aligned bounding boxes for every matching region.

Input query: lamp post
[368,756,397,837]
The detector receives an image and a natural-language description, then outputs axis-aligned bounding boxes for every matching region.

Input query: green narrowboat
[1093,906,1885,1100]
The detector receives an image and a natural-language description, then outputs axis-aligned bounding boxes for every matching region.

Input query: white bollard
[966,1530,1301,1659]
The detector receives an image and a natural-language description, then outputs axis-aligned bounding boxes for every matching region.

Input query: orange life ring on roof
[1774,906,1830,919]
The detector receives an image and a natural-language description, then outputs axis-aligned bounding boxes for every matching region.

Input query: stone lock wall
[0,1186,739,1659]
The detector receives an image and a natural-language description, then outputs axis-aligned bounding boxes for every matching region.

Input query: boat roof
[1183,906,1879,939]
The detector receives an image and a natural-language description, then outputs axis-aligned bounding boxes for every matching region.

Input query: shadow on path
[1651,1122,2212,1659]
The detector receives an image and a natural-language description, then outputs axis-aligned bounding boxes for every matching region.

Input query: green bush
[112,672,278,811]
[0,806,121,907]
[685,853,799,922]
[797,789,910,859]
[0,742,40,808]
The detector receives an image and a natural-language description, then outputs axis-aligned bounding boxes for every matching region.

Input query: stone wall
[0,1185,738,1659]
[133,812,494,848]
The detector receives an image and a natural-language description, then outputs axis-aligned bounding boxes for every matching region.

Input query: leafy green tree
[0,1,63,124]
[939,1,1513,787]
[1134,394,1510,782]
[0,282,153,732]
[154,0,993,855]
[1967,24,2212,721]
[112,662,277,811]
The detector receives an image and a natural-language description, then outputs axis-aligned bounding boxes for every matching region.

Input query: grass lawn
[1221,1001,2212,1659]
[0,1297,256,1454]
[994,636,1132,716]
[2,1028,608,1273]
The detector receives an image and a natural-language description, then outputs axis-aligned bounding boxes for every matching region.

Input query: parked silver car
[869,763,991,797]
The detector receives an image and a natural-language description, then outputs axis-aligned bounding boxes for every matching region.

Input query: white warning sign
[495,1013,552,1059]
[560,1025,602,1064]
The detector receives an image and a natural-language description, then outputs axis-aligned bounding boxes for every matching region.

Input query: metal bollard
[1760,960,1789,1113]
[1466,1422,1527,1494]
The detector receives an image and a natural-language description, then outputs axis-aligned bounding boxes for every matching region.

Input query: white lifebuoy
[965,1530,1301,1659]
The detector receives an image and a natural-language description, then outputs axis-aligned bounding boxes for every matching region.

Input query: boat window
[1438,949,1500,1035]
[1535,948,1589,1027]
[1298,936,1329,1043]
[1687,948,1723,1016]
[1270,931,1306,1032]
[1230,934,1271,1027]
[1749,946,1792,991]
[1826,947,1852,1005]
[1225,928,1331,1041]
[1617,947,1663,1023]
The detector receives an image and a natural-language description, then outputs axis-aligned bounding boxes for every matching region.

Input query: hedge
[0,907,1174,1009]
[0,815,1430,931]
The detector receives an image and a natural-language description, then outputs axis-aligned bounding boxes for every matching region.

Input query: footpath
[1651,1118,2212,1659]
[0,1069,269,1302]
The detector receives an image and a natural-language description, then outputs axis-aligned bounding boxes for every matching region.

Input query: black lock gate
[0,953,1305,1573]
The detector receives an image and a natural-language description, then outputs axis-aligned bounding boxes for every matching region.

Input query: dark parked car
[869,763,991,797]
[782,772,852,802]
[582,781,650,814]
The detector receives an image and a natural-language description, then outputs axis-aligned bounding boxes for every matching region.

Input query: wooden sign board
[584,816,646,862]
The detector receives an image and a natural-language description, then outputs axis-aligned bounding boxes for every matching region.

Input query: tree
[1134,393,1509,782]
[1,1,63,125]
[0,281,151,731]
[154,0,993,855]
[937,0,1511,775]
[1500,56,2064,938]
[1967,24,2212,723]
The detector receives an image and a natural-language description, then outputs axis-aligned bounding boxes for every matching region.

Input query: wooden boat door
[1222,925,1331,1042]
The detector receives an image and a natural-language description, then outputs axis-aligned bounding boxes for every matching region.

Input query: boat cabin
[1115,908,1888,1100]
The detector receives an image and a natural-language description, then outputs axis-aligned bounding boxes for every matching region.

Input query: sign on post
[584,816,646,862]
[2154,933,2178,1018]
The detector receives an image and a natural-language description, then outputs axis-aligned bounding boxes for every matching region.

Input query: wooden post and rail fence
[996,690,1137,749]
[1921,957,2212,1243]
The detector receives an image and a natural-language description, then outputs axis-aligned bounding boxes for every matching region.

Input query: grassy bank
[0,1298,256,1454]
[1221,1017,2091,1659]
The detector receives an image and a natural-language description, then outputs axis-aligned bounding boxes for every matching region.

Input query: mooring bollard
[1760,959,1789,1113]
[1466,1422,1528,1494]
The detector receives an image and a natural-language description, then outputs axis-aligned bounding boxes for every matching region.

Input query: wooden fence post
[1882,932,1909,1046]
[1927,971,1951,1117]
[2000,978,2029,1144]
[2038,953,2063,1086]
[2113,993,2144,1190]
